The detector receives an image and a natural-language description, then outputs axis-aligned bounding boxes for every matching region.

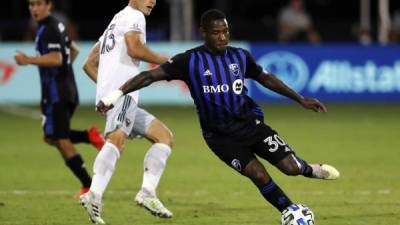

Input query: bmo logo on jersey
[203,84,229,93]
[232,79,243,94]
[202,79,243,94]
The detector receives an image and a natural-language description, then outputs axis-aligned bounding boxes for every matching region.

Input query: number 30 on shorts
[263,134,287,152]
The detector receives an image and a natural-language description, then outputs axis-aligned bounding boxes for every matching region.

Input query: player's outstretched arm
[255,72,327,112]
[83,42,100,82]
[96,67,168,113]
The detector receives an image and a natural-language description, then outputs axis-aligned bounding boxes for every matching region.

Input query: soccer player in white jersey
[79,0,173,223]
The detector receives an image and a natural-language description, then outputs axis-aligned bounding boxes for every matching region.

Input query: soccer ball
[281,204,315,225]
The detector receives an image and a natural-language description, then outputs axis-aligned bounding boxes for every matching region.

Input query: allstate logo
[256,51,309,98]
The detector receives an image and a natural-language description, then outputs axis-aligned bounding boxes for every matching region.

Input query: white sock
[90,142,120,199]
[141,143,171,197]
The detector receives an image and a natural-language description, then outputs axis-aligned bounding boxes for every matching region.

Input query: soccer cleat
[75,187,90,199]
[88,126,105,151]
[80,192,106,224]
[311,164,340,180]
[134,191,173,218]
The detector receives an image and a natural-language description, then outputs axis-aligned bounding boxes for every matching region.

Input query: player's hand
[14,51,30,65]
[300,97,327,113]
[96,100,114,114]
[96,89,123,114]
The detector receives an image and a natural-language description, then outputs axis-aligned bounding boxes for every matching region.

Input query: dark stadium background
[2,0,400,42]
[1,1,400,225]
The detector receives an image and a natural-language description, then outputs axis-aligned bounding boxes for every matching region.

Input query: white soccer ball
[281,204,315,225]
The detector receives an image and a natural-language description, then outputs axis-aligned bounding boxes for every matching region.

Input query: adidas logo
[203,69,212,76]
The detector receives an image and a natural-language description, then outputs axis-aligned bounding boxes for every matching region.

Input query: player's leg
[242,158,293,212]
[253,123,339,180]
[42,102,92,194]
[69,127,105,151]
[80,130,122,225]
[55,139,92,192]
[204,133,292,212]
[276,154,340,180]
[89,129,124,199]
[131,108,173,218]
[66,103,105,150]
[80,96,136,224]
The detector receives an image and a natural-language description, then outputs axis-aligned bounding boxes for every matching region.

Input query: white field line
[0,104,41,120]
[0,189,392,196]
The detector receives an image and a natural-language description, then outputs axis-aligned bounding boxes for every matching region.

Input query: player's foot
[311,164,340,180]
[80,191,106,224]
[88,126,105,151]
[75,187,90,199]
[134,191,173,218]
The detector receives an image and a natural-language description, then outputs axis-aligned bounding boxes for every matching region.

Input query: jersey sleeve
[243,49,264,79]
[160,53,190,81]
[120,11,146,35]
[41,24,63,52]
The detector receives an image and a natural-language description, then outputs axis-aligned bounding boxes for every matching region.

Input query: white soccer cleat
[134,191,173,218]
[80,192,106,224]
[311,164,340,180]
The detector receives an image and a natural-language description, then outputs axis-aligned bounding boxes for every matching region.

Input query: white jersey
[96,6,146,104]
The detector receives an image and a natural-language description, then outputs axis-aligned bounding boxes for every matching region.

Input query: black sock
[69,130,89,144]
[259,179,293,212]
[65,154,91,188]
[295,156,314,177]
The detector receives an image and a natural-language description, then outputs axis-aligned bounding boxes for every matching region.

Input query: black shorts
[204,123,294,174]
[41,101,76,139]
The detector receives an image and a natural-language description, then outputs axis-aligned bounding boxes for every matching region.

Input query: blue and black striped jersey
[35,15,78,105]
[161,45,265,136]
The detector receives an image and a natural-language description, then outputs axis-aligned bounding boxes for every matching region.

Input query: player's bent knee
[154,127,173,146]
[243,161,270,185]
[43,137,56,146]
[252,171,269,184]
[161,129,174,147]
[243,170,269,186]
[276,154,302,176]
[281,163,301,176]
[146,119,174,147]
[106,129,127,152]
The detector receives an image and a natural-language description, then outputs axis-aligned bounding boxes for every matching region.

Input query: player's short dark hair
[27,0,52,4]
[200,9,226,30]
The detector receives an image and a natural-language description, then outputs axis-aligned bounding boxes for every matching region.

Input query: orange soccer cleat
[88,126,105,151]
[75,187,90,199]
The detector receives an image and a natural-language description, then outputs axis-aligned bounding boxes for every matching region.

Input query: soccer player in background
[97,9,340,221]
[80,0,173,223]
[14,0,105,197]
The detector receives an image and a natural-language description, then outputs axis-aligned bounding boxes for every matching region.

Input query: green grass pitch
[0,104,399,225]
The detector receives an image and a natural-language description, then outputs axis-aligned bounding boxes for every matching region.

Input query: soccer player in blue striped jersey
[97,9,340,217]
[14,0,105,198]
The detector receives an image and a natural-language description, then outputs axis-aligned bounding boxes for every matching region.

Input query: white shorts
[104,95,155,139]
